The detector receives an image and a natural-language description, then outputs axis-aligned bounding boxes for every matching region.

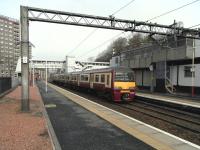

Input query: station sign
[22,56,28,64]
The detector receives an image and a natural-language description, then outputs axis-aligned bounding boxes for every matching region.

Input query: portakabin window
[184,66,195,77]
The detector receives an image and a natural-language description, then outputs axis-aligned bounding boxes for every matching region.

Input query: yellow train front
[111,67,136,102]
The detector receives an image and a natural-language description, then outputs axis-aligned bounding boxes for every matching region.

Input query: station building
[110,37,200,95]
[64,56,110,73]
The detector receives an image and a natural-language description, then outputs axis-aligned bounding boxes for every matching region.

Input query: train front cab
[112,68,136,102]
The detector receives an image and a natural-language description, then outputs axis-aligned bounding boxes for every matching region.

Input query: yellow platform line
[48,83,174,150]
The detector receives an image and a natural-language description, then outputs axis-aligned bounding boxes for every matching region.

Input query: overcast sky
[1,0,200,61]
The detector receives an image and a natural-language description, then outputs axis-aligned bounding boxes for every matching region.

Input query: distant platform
[136,92,200,109]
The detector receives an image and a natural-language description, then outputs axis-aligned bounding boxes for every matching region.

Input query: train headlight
[129,87,135,92]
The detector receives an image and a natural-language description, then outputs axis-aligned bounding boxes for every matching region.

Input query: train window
[81,74,89,81]
[85,75,89,81]
[101,74,105,83]
[81,75,84,81]
[72,76,77,81]
[95,75,99,82]
[115,72,134,82]
[106,75,110,85]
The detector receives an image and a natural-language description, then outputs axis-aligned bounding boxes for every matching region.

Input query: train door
[105,74,111,88]
[90,73,94,88]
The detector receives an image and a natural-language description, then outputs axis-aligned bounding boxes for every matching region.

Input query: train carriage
[51,67,136,102]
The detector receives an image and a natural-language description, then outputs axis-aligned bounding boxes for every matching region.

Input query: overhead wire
[68,29,98,55]
[146,0,200,22]
[77,32,126,59]
[80,0,200,59]
[111,0,136,16]
[68,0,137,56]
[189,23,200,28]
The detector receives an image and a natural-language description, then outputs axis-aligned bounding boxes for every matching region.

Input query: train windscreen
[115,71,134,82]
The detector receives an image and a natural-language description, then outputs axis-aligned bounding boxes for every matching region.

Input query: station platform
[38,82,154,150]
[136,91,200,109]
[38,81,200,150]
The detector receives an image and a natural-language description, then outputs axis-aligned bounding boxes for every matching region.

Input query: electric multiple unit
[51,67,136,102]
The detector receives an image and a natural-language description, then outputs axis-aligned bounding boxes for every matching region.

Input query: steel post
[150,71,154,93]
[192,39,195,97]
[33,63,35,86]
[20,6,30,111]
[45,61,47,92]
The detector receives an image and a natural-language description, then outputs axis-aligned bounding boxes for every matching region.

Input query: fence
[0,77,11,95]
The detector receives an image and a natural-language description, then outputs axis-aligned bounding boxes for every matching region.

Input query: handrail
[165,77,176,94]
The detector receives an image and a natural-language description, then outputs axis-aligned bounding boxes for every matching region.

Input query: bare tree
[127,33,143,49]
[112,37,127,55]
[95,33,154,62]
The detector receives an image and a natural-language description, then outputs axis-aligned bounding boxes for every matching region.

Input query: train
[50,67,136,102]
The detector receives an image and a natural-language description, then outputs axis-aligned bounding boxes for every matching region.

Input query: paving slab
[0,86,52,150]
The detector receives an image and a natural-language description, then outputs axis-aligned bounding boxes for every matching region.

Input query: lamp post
[33,61,35,86]
[191,39,195,97]
[149,64,154,93]
[45,60,47,93]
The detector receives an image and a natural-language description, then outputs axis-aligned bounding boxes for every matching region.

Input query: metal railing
[165,77,176,94]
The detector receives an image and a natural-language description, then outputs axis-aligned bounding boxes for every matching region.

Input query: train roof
[70,66,133,74]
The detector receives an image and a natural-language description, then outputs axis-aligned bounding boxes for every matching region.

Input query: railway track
[52,83,200,145]
[115,102,200,133]
[134,100,200,121]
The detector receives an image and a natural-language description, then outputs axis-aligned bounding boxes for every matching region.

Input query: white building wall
[195,39,200,57]
[170,64,200,87]
[65,56,77,73]
[178,64,200,87]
